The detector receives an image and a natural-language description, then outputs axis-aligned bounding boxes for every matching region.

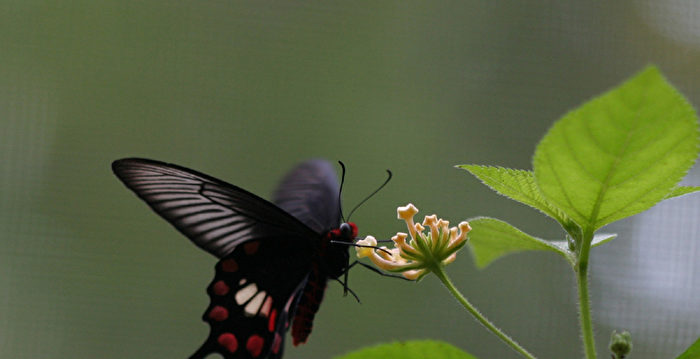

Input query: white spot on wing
[245,291,267,316]
[235,283,258,305]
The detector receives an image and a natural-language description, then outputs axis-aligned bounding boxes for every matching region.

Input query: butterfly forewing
[112,159,316,258]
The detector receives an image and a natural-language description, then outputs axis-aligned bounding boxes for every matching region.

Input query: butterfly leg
[336,260,413,302]
[332,277,362,303]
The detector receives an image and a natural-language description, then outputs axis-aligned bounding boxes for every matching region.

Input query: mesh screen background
[1,2,699,358]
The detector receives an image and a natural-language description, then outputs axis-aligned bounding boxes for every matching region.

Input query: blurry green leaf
[534,66,699,231]
[665,186,700,200]
[675,336,700,359]
[334,340,477,359]
[467,217,571,269]
[456,165,571,225]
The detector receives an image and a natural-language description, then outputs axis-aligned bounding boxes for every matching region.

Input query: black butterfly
[112,158,363,359]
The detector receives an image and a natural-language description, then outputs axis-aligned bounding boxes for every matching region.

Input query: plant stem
[577,230,597,359]
[432,266,538,359]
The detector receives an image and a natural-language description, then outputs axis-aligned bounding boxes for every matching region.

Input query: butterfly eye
[339,222,353,239]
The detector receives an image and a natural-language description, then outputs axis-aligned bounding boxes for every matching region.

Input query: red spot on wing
[244,241,260,255]
[221,259,238,272]
[208,306,229,321]
[246,335,265,358]
[260,296,273,317]
[217,333,238,353]
[268,309,277,332]
[212,280,229,296]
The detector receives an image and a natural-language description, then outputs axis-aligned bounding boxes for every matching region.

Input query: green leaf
[675,336,700,359]
[456,165,572,225]
[533,66,699,231]
[665,186,700,200]
[334,340,478,359]
[467,217,571,269]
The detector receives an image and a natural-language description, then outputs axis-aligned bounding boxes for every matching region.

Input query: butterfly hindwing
[189,236,313,359]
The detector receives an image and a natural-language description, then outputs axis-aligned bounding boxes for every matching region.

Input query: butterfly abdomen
[291,263,327,346]
[290,223,358,346]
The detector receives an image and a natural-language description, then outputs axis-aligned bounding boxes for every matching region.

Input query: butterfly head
[327,222,357,243]
[339,222,358,241]
[322,222,358,280]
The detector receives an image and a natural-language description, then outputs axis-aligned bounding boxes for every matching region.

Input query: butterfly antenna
[338,161,347,222]
[346,169,392,221]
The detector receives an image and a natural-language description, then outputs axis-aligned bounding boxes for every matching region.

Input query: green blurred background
[1,2,699,358]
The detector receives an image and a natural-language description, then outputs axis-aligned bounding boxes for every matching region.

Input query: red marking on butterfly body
[291,263,327,346]
[290,223,357,346]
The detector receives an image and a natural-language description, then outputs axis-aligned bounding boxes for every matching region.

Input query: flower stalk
[577,230,597,359]
[432,266,537,359]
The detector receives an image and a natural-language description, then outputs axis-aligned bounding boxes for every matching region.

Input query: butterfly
[112,158,365,359]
